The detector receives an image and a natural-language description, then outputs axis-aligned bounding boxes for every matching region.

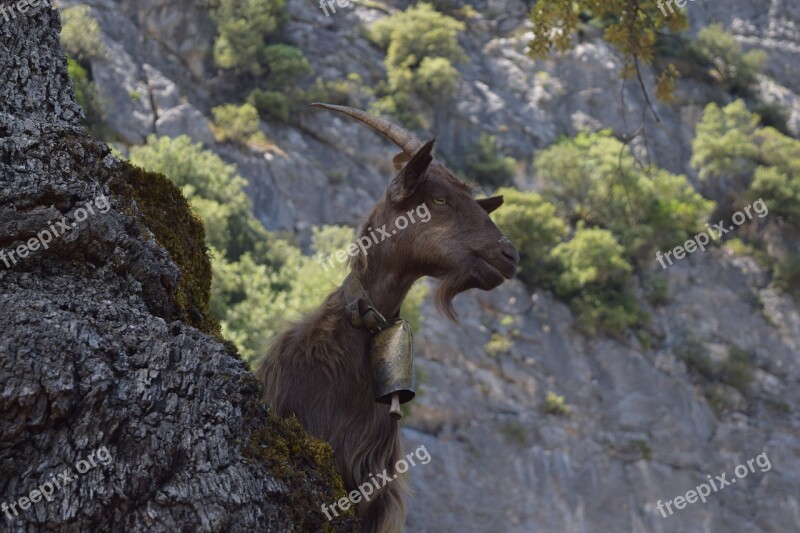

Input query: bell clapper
[389,393,402,420]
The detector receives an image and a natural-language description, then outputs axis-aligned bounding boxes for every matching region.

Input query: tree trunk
[0,6,356,532]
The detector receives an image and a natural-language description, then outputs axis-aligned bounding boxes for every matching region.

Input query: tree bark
[0,6,356,532]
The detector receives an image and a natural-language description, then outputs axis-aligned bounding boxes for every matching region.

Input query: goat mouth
[473,256,516,288]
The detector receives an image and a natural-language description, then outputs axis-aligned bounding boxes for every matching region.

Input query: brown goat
[256,104,519,532]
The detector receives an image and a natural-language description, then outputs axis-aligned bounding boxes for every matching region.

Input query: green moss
[242,383,358,531]
[109,160,220,337]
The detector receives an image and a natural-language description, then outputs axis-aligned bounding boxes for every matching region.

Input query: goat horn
[311,102,423,155]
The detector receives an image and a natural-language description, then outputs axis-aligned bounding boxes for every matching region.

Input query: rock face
[27,0,800,531]
[0,6,355,532]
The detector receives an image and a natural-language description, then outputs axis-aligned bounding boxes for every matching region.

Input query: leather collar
[342,273,391,333]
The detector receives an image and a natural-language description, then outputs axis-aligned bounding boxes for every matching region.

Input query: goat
[256,104,519,532]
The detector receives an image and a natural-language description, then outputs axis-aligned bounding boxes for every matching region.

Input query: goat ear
[392,152,410,171]
[387,139,435,203]
[477,195,504,214]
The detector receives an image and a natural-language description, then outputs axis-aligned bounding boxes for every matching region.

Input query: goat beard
[432,270,477,322]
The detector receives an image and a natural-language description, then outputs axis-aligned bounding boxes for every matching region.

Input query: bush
[66,58,106,137]
[550,227,632,296]
[128,135,270,261]
[370,3,466,119]
[541,392,570,416]
[691,100,760,184]
[484,333,512,358]
[549,227,645,336]
[675,337,715,380]
[537,130,713,263]
[693,101,800,225]
[248,89,290,122]
[211,103,265,146]
[490,188,568,288]
[774,254,800,299]
[209,0,288,75]
[60,5,104,63]
[413,56,461,102]
[262,44,313,89]
[719,346,754,391]
[464,134,516,189]
[690,23,766,94]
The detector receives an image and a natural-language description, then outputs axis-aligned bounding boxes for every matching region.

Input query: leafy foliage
[248,89,290,123]
[541,392,570,416]
[369,3,466,125]
[490,187,568,287]
[537,130,714,263]
[66,58,107,138]
[464,134,517,189]
[692,100,800,222]
[261,44,314,89]
[209,0,288,76]
[690,23,767,95]
[527,0,688,99]
[60,5,105,63]
[211,103,269,148]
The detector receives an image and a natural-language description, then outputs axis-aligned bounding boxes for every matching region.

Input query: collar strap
[343,273,389,333]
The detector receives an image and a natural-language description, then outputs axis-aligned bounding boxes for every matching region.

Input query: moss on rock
[109,159,220,337]
[239,374,359,532]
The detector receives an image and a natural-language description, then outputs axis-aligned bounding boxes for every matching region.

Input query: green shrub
[644,273,670,306]
[550,227,632,296]
[262,44,313,89]
[498,420,528,446]
[691,100,760,184]
[211,103,266,146]
[690,23,766,95]
[571,285,646,336]
[752,101,792,136]
[675,337,715,380]
[305,73,373,108]
[490,188,568,288]
[537,130,713,263]
[719,346,755,391]
[209,0,288,75]
[464,134,516,189]
[773,254,800,300]
[541,392,570,416]
[413,56,461,102]
[248,89,290,122]
[484,333,512,358]
[128,134,270,261]
[693,101,800,225]
[60,5,104,63]
[369,3,466,119]
[66,58,107,137]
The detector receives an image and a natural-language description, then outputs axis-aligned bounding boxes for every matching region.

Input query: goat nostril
[502,247,519,264]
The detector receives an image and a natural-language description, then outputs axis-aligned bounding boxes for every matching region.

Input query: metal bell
[370,319,416,420]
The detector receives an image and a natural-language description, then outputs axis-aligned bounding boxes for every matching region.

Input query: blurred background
[58,0,799,530]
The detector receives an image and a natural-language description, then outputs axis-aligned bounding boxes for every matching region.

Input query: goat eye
[433,198,446,205]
